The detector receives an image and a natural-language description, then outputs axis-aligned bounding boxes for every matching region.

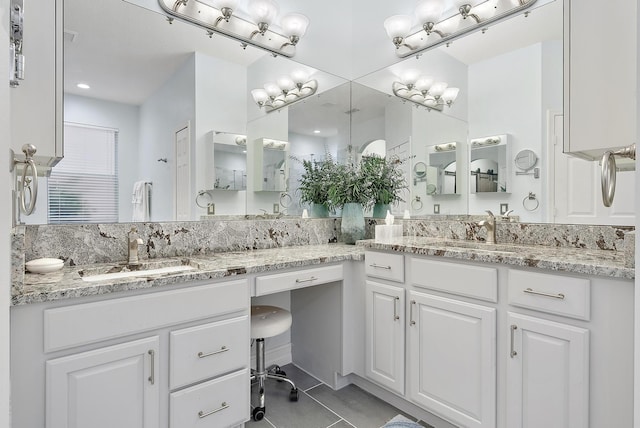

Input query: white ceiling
[64,0,562,106]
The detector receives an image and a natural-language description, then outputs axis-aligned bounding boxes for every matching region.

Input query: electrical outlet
[500,203,509,215]
[207,203,215,215]
[433,204,440,214]
[273,204,279,214]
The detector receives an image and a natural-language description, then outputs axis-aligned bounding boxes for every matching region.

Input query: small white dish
[25,258,64,274]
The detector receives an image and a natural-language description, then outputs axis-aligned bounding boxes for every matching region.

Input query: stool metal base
[250,338,298,421]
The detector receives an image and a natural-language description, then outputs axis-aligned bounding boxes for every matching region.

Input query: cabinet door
[506,312,589,428]
[407,291,496,428]
[365,280,405,395]
[46,336,160,428]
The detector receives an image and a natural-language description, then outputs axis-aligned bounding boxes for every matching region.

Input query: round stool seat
[251,305,292,339]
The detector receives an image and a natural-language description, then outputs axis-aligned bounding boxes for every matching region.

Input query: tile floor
[248,364,435,428]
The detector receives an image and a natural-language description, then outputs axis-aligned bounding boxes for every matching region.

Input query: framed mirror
[426,142,459,195]
[469,135,511,193]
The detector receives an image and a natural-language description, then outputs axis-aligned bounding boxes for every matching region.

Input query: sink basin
[82,265,195,282]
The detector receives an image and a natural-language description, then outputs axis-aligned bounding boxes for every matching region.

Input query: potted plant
[360,154,408,218]
[326,161,371,244]
[292,154,336,217]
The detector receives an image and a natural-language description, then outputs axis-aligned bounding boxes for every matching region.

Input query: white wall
[64,94,140,222]
[194,53,248,218]
[139,55,196,221]
[468,42,562,222]
[1,1,12,425]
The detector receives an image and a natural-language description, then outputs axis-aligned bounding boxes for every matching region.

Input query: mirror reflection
[210,133,247,191]
[469,135,511,194]
[425,143,458,195]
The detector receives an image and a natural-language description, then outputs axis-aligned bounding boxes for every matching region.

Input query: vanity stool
[250,305,299,421]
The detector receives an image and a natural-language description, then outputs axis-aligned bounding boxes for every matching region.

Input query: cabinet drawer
[508,269,590,320]
[170,369,249,428]
[170,316,249,390]
[44,279,249,353]
[365,251,404,283]
[255,264,343,296]
[411,258,498,302]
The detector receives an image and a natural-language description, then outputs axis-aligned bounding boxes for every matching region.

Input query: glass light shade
[383,15,413,39]
[291,69,309,85]
[263,82,282,97]
[251,89,269,104]
[437,17,459,35]
[400,69,421,86]
[248,0,279,25]
[281,13,310,38]
[453,0,484,8]
[429,81,448,97]
[415,0,445,24]
[472,0,498,19]
[277,76,295,91]
[211,0,238,10]
[415,76,434,92]
[442,87,460,102]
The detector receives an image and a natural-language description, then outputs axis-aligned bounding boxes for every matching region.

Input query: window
[48,123,119,223]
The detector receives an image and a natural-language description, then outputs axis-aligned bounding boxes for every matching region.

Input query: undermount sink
[81,265,195,282]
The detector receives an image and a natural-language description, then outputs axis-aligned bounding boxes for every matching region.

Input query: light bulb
[281,13,310,39]
[437,17,459,35]
[263,82,282,98]
[429,82,448,98]
[383,15,413,40]
[211,0,238,9]
[251,89,269,105]
[291,69,309,86]
[277,76,295,92]
[442,87,460,104]
[415,76,434,92]
[415,0,445,26]
[400,69,420,87]
[248,0,279,26]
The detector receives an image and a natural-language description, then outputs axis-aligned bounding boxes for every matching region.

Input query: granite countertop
[359,237,634,280]
[14,239,634,306]
[14,244,364,306]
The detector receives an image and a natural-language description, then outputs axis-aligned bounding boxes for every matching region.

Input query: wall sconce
[158,0,309,57]
[251,70,318,112]
[384,0,537,58]
[392,70,459,111]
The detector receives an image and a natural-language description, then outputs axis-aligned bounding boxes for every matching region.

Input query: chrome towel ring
[11,144,38,215]
[601,144,635,207]
[522,192,539,211]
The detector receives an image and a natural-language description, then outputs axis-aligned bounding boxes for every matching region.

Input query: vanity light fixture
[470,136,502,146]
[434,142,457,152]
[392,70,459,111]
[158,0,309,58]
[383,0,537,58]
[251,70,318,112]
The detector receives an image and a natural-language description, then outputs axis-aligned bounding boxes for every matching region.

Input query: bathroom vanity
[9,228,634,428]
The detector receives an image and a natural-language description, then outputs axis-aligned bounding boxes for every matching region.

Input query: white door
[407,291,496,428]
[365,280,405,395]
[46,336,160,428]
[551,113,635,225]
[175,123,191,221]
[506,312,589,428]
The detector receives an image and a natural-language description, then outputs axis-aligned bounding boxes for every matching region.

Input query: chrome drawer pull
[409,300,416,326]
[523,288,565,300]
[295,276,318,283]
[393,296,400,321]
[148,350,155,385]
[369,263,392,270]
[198,402,229,418]
[198,346,229,358]
[510,325,518,358]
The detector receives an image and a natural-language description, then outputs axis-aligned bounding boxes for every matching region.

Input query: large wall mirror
[24,0,633,226]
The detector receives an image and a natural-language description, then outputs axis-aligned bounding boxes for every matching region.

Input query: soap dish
[25,258,64,274]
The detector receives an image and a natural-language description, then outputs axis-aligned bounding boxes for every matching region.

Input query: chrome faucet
[478,210,497,244]
[127,227,144,266]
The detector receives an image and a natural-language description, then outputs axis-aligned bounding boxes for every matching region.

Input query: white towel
[132,181,149,222]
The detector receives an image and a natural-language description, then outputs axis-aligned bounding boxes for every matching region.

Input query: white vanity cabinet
[11,278,251,428]
[563,0,637,159]
[46,336,160,428]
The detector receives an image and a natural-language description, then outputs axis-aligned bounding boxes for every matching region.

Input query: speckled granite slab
[14,244,364,306]
[358,237,634,280]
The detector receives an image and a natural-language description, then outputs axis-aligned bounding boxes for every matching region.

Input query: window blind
[48,123,119,223]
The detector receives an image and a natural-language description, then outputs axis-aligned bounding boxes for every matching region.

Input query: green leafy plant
[359,154,408,206]
[326,162,371,210]
[291,153,335,207]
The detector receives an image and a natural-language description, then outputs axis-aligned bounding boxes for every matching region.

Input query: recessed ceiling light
[313,129,321,134]
[77,83,90,89]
